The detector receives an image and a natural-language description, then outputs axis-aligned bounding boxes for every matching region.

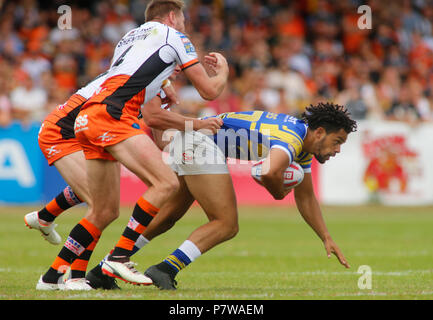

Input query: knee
[160,177,180,197]
[86,208,119,231]
[104,210,120,225]
[220,218,239,241]
[226,222,239,240]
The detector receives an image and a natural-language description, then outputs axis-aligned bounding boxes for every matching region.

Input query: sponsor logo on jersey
[177,32,196,54]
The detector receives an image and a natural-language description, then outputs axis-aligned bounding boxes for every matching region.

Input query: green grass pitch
[0,204,432,300]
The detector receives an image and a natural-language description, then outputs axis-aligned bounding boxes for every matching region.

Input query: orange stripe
[134,224,147,234]
[137,198,159,217]
[51,256,70,271]
[45,200,63,217]
[180,58,199,70]
[86,239,98,251]
[79,218,102,240]
[115,235,135,251]
[70,259,89,272]
[68,94,87,106]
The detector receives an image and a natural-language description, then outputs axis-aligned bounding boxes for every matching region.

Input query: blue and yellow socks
[162,240,202,276]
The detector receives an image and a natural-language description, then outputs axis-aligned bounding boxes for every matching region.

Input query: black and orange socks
[110,197,159,258]
[42,218,101,283]
[38,186,82,223]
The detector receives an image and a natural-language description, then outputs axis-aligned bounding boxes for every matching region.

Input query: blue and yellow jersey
[211,111,313,172]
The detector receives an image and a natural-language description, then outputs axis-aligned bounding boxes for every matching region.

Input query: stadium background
[0,0,433,301]
[0,0,433,206]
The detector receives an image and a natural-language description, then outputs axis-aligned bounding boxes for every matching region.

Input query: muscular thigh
[183,174,237,222]
[106,133,177,187]
[53,150,90,204]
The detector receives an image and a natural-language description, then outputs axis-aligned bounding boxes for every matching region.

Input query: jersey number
[112,46,132,67]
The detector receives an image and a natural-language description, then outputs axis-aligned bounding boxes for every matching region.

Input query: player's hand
[162,82,179,107]
[323,237,350,268]
[196,117,223,134]
[204,52,229,77]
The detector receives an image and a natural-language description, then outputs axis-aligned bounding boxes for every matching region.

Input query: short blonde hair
[145,0,185,22]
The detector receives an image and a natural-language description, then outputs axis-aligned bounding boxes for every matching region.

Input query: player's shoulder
[278,114,307,137]
[165,25,191,43]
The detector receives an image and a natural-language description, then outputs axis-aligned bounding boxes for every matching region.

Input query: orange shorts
[38,120,83,166]
[74,104,145,161]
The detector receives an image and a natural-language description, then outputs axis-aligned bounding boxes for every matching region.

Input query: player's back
[43,72,108,139]
[82,21,193,119]
[213,111,312,169]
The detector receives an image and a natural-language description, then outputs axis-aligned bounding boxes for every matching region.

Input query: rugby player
[35,0,229,290]
[27,70,196,290]
[89,103,357,290]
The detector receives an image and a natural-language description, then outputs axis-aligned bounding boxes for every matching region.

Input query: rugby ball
[251,161,304,190]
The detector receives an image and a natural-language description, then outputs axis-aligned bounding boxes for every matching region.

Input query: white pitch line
[195,270,433,277]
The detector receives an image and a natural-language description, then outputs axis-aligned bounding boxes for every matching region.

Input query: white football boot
[24,211,62,245]
[102,257,153,286]
[36,275,65,290]
[63,278,93,291]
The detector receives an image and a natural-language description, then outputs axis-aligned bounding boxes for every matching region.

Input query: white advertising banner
[320,120,433,206]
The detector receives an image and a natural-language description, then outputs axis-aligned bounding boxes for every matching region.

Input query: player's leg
[145,173,238,289]
[98,134,179,285]
[182,173,239,252]
[49,152,96,280]
[142,130,237,289]
[35,150,89,218]
[86,175,194,289]
[25,152,87,244]
[27,122,86,244]
[141,175,194,241]
[36,158,118,290]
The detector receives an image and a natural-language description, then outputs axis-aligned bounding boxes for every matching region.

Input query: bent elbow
[272,194,285,201]
[144,115,163,129]
[198,87,220,101]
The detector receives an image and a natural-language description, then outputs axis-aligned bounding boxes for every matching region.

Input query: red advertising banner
[120,159,320,206]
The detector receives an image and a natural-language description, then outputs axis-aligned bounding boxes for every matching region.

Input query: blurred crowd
[1,0,433,127]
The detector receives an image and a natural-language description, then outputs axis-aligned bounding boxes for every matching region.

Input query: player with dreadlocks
[88,102,357,290]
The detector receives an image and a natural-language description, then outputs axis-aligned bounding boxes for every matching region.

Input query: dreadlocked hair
[301,102,357,134]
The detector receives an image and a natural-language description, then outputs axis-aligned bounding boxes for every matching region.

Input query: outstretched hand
[323,237,350,268]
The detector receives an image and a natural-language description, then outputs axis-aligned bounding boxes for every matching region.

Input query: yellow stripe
[225,111,263,123]
[282,125,304,144]
[260,123,302,144]
[166,255,185,270]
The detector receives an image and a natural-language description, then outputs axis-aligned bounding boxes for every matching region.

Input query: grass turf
[0,205,432,300]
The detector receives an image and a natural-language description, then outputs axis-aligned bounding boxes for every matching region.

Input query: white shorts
[167,131,229,176]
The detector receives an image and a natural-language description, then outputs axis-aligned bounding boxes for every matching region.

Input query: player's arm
[294,174,350,268]
[182,52,229,100]
[141,96,222,133]
[260,148,292,200]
